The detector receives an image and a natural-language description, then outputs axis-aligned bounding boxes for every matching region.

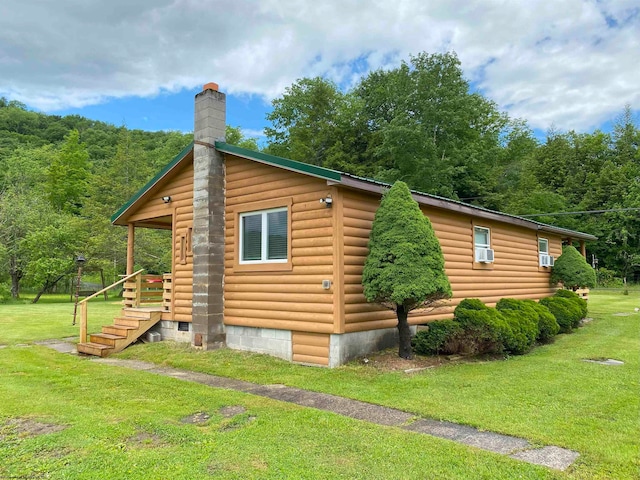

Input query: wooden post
[126,223,135,275]
[580,240,586,257]
[135,272,142,307]
[80,302,88,344]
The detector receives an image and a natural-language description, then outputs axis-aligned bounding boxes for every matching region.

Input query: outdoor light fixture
[75,254,86,265]
[319,195,333,208]
[162,196,172,204]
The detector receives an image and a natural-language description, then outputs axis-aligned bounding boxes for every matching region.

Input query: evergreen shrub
[521,299,559,343]
[412,320,462,355]
[453,299,512,354]
[554,289,588,319]
[539,297,582,332]
[495,298,539,354]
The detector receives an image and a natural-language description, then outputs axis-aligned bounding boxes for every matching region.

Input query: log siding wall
[125,161,194,322]
[340,189,562,332]
[224,155,336,354]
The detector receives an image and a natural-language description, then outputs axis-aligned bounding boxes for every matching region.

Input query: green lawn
[115,290,640,480]
[0,296,121,344]
[0,291,638,478]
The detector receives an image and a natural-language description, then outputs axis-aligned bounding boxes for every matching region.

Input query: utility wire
[520,207,640,217]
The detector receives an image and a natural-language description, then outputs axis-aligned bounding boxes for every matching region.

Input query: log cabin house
[77,83,596,366]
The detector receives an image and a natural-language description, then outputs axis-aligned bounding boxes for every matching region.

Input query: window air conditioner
[476,248,494,263]
[540,254,555,267]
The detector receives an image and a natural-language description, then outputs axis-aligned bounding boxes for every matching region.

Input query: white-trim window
[538,238,549,255]
[474,226,494,263]
[239,207,288,264]
[539,238,554,267]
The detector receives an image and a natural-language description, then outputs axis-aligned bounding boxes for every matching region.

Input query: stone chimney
[192,82,226,349]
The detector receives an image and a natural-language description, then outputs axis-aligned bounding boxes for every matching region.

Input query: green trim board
[110,141,194,224]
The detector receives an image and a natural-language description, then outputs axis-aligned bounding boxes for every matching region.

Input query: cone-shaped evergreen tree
[362,181,452,358]
[551,245,596,290]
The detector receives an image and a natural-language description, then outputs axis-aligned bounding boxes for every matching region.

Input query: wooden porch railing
[122,274,166,308]
[77,269,145,344]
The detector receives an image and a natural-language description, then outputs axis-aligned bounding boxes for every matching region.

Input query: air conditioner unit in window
[540,254,555,267]
[476,248,494,263]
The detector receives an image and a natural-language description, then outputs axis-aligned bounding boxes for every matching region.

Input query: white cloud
[0,0,637,131]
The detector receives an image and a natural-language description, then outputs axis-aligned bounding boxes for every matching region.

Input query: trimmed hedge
[539,296,582,333]
[554,289,588,319]
[522,299,559,343]
[412,320,462,355]
[496,298,540,354]
[453,299,513,355]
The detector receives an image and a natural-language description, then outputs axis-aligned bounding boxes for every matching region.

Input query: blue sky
[1,0,638,140]
[55,88,273,140]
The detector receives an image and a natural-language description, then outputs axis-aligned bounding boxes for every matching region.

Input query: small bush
[412,320,462,355]
[496,298,540,354]
[597,267,622,287]
[521,299,559,343]
[456,298,486,311]
[551,245,596,289]
[554,289,588,319]
[453,300,512,354]
[0,283,10,304]
[539,297,582,333]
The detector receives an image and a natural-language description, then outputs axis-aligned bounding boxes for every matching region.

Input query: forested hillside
[1,51,638,301]
[0,99,193,300]
[264,53,640,286]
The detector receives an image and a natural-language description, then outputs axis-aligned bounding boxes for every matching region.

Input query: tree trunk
[396,305,414,359]
[9,257,22,299]
[31,274,66,304]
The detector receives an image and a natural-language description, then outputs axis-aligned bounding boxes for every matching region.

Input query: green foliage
[551,246,597,289]
[596,267,623,287]
[0,282,10,303]
[521,299,560,343]
[362,180,451,358]
[46,129,90,214]
[539,296,582,333]
[554,289,588,319]
[496,298,543,354]
[225,125,259,151]
[412,320,462,355]
[362,181,452,310]
[452,300,511,355]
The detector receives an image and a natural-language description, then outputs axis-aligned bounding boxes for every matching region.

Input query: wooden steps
[78,307,162,357]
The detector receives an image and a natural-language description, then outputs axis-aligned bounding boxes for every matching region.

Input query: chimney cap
[202,82,219,92]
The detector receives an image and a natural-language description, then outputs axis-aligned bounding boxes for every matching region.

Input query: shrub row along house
[77,83,596,366]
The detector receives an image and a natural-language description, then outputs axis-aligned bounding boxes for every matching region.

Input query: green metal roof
[110,141,194,224]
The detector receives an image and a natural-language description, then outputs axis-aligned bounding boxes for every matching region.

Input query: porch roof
[111,141,597,242]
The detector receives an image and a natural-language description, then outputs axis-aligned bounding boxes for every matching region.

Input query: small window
[239,207,288,264]
[474,226,494,263]
[538,238,549,254]
[177,321,190,332]
[539,238,554,267]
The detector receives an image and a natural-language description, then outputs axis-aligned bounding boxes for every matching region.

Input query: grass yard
[0,290,638,478]
[0,347,559,479]
[0,295,121,344]
[115,290,640,480]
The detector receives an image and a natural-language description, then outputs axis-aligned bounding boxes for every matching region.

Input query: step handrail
[78,269,145,344]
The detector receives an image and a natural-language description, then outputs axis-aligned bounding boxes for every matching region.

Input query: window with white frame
[239,207,288,263]
[538,238,549,255]
[474,226,494,263]
[539,238,554,267]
